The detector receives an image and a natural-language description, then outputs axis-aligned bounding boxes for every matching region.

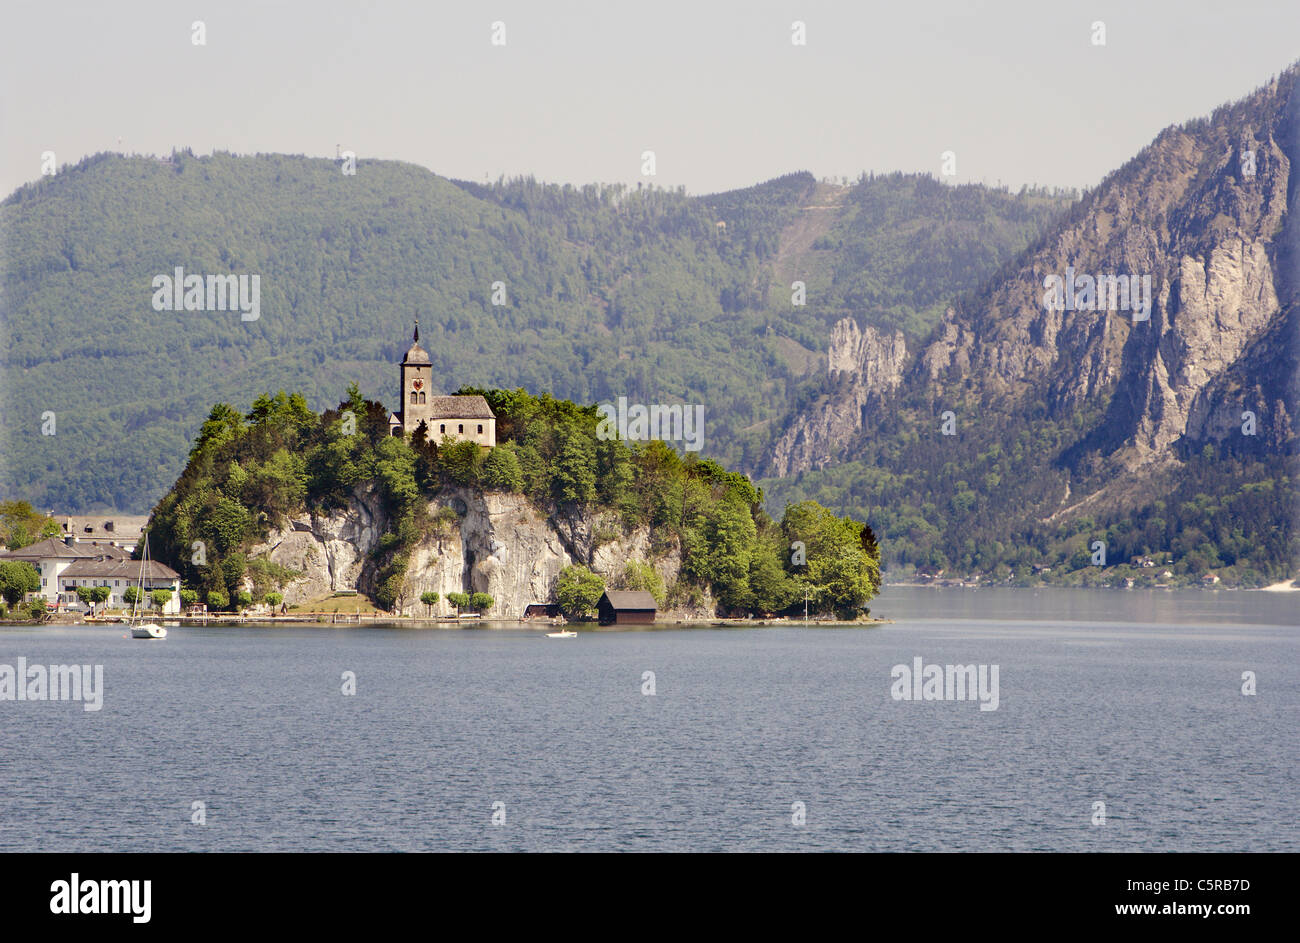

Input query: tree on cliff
[614,561,665,607]
[480,445,523,492]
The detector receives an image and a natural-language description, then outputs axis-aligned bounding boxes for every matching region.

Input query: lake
[0,587,1295,851]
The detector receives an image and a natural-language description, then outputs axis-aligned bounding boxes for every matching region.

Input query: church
[387,322,496,447]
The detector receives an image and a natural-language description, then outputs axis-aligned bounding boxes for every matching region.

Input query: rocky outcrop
[407,488,574,618]
[766,321,906,477]
[914,73,1295,468]
[250,485,387,603]
[762,65,1298,511]
[251,485,697,619]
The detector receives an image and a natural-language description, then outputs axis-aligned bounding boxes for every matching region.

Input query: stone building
[387,321,496,447]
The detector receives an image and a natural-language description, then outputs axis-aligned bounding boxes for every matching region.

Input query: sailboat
[129,535,167,639]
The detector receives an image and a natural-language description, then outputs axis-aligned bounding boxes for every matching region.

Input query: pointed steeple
[402,318,430,366]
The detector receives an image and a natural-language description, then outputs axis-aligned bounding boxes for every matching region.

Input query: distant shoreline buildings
[0,516,181,613]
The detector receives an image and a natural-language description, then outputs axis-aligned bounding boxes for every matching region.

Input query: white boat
[545,629,577,639]
[128,535,167,640]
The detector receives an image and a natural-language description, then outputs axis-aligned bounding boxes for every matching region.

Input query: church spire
[413,318,420,344]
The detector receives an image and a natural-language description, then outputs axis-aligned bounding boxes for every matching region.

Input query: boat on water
[545,628,577,639]
[127,536,167,640]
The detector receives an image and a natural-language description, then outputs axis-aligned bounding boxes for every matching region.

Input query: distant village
[0,515,182,614]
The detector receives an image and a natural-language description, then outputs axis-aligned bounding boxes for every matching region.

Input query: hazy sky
[1,1,1297,198]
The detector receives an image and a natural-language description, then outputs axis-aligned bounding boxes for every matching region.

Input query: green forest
[145,386,881,617]
[0,152,1071,514]
[761,395,1297,588]
[7,150,1287,588]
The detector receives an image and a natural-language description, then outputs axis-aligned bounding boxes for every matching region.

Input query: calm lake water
[1,587,1295,852]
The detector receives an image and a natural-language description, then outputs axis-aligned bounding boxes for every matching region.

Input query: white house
[0,537,181,613]
[58,556,182,613]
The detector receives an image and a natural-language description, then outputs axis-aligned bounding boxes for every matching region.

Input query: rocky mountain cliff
[250,485,700,619]
[760,63,1299,584]
[771,66,1298,479]
[768,321,907,477]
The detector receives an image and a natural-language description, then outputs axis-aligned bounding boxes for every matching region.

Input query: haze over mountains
[2,61,1296,584]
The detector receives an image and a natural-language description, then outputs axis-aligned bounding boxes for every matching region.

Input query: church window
[419,392,426,404]
[410,391,418,404]
[458,424,464,433]
[477,424,483,434]
[440,424,446,434]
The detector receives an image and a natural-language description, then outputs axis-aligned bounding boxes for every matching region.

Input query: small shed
[523,603,560,619]
[598,590,657,626]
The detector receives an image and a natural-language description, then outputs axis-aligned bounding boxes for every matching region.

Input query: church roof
[402,342,431,365]
[426,395,495,420]
[402,319,431,365]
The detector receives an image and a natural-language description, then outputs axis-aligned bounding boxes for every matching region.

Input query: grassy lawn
[288,593,389,615]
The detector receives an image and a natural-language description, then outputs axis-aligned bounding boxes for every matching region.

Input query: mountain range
[2,61,1296,585]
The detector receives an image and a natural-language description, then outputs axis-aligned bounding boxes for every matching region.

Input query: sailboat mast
[133,534,147,622]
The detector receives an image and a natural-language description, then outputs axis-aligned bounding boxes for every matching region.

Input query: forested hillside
[0,152,1071,512]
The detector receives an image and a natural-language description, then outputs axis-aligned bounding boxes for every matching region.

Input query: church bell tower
[399,320,434,434]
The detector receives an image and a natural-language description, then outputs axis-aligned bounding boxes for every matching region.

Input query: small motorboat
[545,629,577,639]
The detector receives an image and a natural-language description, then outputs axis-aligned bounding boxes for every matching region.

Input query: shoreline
[11,613,894,630]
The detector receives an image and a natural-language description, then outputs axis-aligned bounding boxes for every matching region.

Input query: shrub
[555,565,604,618]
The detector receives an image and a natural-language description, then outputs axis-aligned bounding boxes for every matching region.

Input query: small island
[126,325,883,626]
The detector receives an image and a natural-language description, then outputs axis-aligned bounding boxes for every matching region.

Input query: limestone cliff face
[767,321,906,477]
[761,66,1299,496]
[252,485,699,619]
[916,71,1296,467]
[250,485,388,602]
[407,488,573,618]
